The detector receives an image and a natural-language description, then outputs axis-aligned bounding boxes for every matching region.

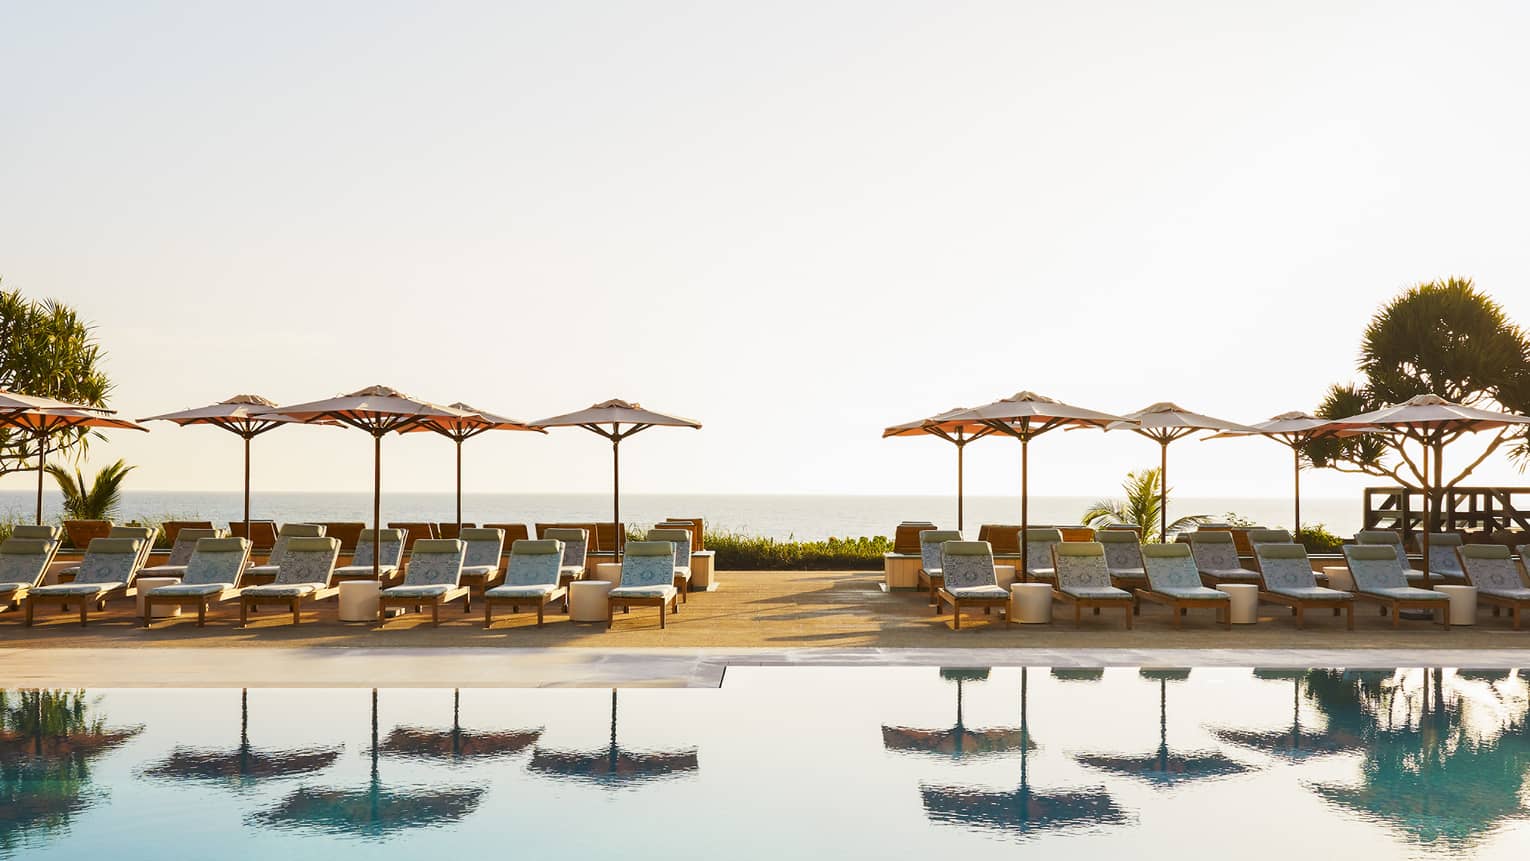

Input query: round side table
[570,580,614,622]
[1434,584,1477,626]
[338,580,381,622]
[1220,583,1259,624]
[1010,582,1053,624]
[136,577,182,618]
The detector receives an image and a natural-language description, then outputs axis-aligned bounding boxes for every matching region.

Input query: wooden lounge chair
[665,516,706,550]
[61,525,157,579]
[228,519,279,551]
[1425,533,1467,581]
[317,521,366,552]
[1098,528,1147,593]
[1342,544,1450,628]
[378,539,468,626]
[436,522,476,540]
[25,537,144,627]
[387,522,438,553]
[607,541,679,630]
[334,528,406,583]
[161,520,214,547]
[1024,528,1063,583]
[978,524,1022,554]
[1058,525,1097,542]
[0,538,59,612]
[893,521,938,555]
[245,523,327,581]
[934,540,1010,630]
[1457,544,1530,628]
[1051,542,1134,629]
[646,528,693,603]
[1251,542,1354,630]
[141,537,252,627]
[594,522,624,555]
[483,539,568,628]
[484,523,531,545]
[1137,543,1231,629]
[1188,530,1261,587]
[544,527,589,585]
[1354,530,1455,583]
[141,527,225,578]
[238,536,342,627]
[656,520,703,554]
[917,530,962,606]
[457,527,506,594]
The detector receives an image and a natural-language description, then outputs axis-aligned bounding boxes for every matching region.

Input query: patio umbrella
[1107,403,1259,542]
[883,668,1030,758]
[1210,670,1363,760]
[274,387,475,580]
[3,408,146,524]
[532,400,701,555]
[1205,412,1377,533]
[883,407,1000,532]
[380,689,542,761]
[918,669,1126,837]
[528,689,698,787]
[141,689,340,782]
[140,395,328,538]
[396,403,544,531]
[252,690,484,839]
[1074,670,1252,787]
[944,392,1128,578]
[1324,394,1530,585]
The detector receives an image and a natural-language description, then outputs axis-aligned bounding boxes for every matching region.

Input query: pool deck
[4,570,1530,686]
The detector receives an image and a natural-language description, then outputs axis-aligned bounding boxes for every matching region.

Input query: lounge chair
[607,540,679,630]
[457,527,506,593]
[483,539,568,628]
[377,539,468,626]
[162,520,214,546]
[1252,543,1354,630]
[0,538,59,612]
[665,516,706,550]
[1342,544,1450,628]
[1457,545,1530,628]
[387,522,438,553]
[333,528,406,583]
[1051,542,1134,629]
[934,540,1010,630]
[141,527,225,578]
[1137,544,1231,629]
[1098,529,1147,591]
[594,522,624,555]
[141,537,252,627]
[894,521,938,555]
[1355,530,1444,583]
[436,522,476,540]
[978,524,1022,554]
[1188,530,1261,586]
[60,525,157,578]
[228,519,279,550]
[1059,526,1097,542]
[485,523,532,545]
[317,521,366,552]
[12,524,63,544]
[1025,528,1063,582]
[544,527,589,585]
[244,523,327,580]
[1425,533,1467,581]
[25,537,144,626]
[646,528,693,602]
[238,536,342,627]
[917,530,963,605]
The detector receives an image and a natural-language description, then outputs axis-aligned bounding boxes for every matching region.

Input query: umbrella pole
[612,430,621,558]
[1159,440,1169,543]
[373,433,382,581]
[243,433,252,540]
[1292,445,1301,535]
[956,436,965,533]
[456,437,463,532]
[34,427,46,525]
[1020,435,1030,582]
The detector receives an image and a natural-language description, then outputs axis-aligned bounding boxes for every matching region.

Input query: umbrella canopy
[1075,672,1252,787]
[1210,671,1364,760]
[0,390,111,416]
[141,689,340,783]
[532,400,701,555]
[2,408,146,524]
[528,690,698,788]
[1325,395,1530,584]
[275,387,475,579]
[883,406,1000,532]
[1205,412,1379,533]
[141,395,326,535]
[1107,403,1258,542]
[883,668,1030,758]
[397,403,544,530]
[943,392,1129,576]
[380,689,542,761]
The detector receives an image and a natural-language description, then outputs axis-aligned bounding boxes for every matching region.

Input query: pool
[3,667,1528,859]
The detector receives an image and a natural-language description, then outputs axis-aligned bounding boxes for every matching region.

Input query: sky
[2,1,1529,504]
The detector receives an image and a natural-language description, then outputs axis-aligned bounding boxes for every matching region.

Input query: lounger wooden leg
[484,602,493,629]
[197,602,207,627]
[1093,607,1099,615]
[1123,604,1133,630]
[1392,603,1400,628]
[142,600,152,628]
[24,598,33,627]
[1073,604,1081,628]
[432,602,440,627]
[79,602,88,627]
[240,600,249,628]
[660,601,667,629]
[1514,605,1522,629]
[291,599,300,626]
[954,603,962,630]
[1296,606,1305,629]
[607,600,615,629]
[537,600,545,627]
[1173,604,1182,629]
[378,601,387,627]
[1345,604,1354,630]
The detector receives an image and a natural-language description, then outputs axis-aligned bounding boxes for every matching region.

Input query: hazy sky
[3,1,1528,505]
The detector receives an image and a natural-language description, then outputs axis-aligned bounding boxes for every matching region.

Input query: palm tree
[1081,467,1208,543]
[45,459,134,520]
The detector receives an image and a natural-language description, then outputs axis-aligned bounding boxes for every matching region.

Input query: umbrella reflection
[529,690,697,788]
[1211,670,1363,760]
[884,668,1031,759]
[143,689,340,782]
[252,690,484,840]
[1075,670,1252,786]
[381,690,541,762]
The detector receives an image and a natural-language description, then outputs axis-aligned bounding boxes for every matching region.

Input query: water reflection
[142,689,340,783]
[1211,670,1364,759]
[0,690,142,855]
[381,689,542,762]
[1074,670,1253,786]
[883,668,1030,759]
[528,689,699,788]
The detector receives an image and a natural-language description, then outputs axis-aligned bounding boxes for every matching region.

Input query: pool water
[3,667,1528,859]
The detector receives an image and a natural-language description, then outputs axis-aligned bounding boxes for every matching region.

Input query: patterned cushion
[647,529,692,572]
[919,531,962,574]
[486,583,562,599]
[1481,587,1530,601]
[1428,544,1465,577]
[401,544,464,589]
[382,583,456,599]
[1190,536,1243,574]
[1061,585,1131,600]
[1143,550,1204,591]
[71,543,141,585]
[1357,532,1421,576]
[1363,585,1448,602]
[1053,551,1113,592]
[462,540,503,569]
[949,585,1009,599]
[460,564,498,578]
[147,582,234,597]
[1156,585,1228,601]
[140,564,189,577]
[545,529,588,572]
[242,582,326,598]
[941,543,997,591]
[610,584,677,599]
[272,542,342,586]
[334,564,399,578]
[0,582,30,595]
[31,582,122,597]
[1270,585,1352,601]
[181,542,250,586]
[245,564,280,577]
[1257,551,1320,592]
[1026,536,1061,576]
[0,548,48,588]
[1345,546,1411,592]
[351,531,406,569]
[619,553,676,590]
[1462,552,1528,595]
[1102,540,1144,574]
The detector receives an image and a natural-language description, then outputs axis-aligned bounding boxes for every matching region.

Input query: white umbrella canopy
[943,392,1131,577]
[1205,411,1379,533]
[532,399,701,555]
[275,386,478,579]
[397,402,545,529]
[1324,394,1530,584]
[1107,403,1260,543]
[883,406,1000,532]
[0,389,112,416]
[6,408,146,524]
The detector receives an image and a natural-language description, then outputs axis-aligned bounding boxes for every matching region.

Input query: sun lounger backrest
[460,528,505,568]
[940,541,997,589]
[1096,529,1144,573]
[1344,544,1408,592]
[506,539,563,587]
[1058,526,1096,542]
[76,538,143,585]
[646,529,692,569]
[12,524,62,542]
[109,526,158,567]
[1459,544,1527,593]
[1355,530,1410,570]
[666,517,706,551]
[1189,531,1242,572]
[619,541,675,589]
[1247,529,1293,546]
[318,522,365,551]
[1427,533,1464,576]
[893,522,937,554]
[1142,543,1204,591]
[544,528,588,571]
[919,530,962,572]
[485,524,532,545]
[165,528,222,566]
[353,529,406,568]
[1518,544,1530,570]
[980,525,1022,554]
[273,537,341,586]
[1051,542,1111,590]
[182,538,252,586]
[266,523,327,567]
[402,539,464,588]
[1253,543,1319,591]
[0,538,52,587]
[1025,528,1062,574]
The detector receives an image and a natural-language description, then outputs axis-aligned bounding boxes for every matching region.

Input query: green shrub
[1296,523,1344,554]
[707,530,893,570]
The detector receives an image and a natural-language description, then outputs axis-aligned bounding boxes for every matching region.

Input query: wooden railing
[1363,486,1530,540]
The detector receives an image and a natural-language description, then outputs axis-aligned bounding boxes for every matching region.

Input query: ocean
[0,490,1361,540]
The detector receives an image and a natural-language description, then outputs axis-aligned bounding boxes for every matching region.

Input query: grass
[704,530,892,570]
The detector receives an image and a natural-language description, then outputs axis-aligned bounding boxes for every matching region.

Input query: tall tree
[0,284,113,477]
